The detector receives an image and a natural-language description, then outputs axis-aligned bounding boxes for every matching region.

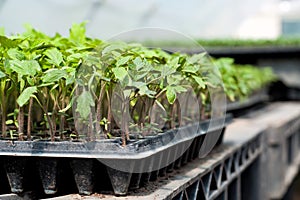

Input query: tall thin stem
[121,100,127,146]
[106,88,112,134]
[1,99,6,138]
[74,88,80,139]
[32,92,55,140]
[170,103,176,129]
[125,97,130,141]
[177,100,182,127]
[40,88,55,141]
[51,106,57,137]
[59,99,65,140]
[44,104,55,141]
[1,81,7,138]
[18,106,24,140]
[96,82,106,138]
[27,97,33,140]
[87,112,94,141]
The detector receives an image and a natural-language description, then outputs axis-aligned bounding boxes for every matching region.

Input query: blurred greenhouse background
[0,0,300,39]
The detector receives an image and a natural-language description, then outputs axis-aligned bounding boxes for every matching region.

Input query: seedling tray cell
[0,117,231,197]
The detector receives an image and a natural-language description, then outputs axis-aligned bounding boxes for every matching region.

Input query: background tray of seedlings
[0,23,275,197]
[215,57,276,115]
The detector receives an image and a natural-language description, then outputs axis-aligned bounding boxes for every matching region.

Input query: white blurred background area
[0,0,300,40]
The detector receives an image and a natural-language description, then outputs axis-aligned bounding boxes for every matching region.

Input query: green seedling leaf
[161,65,176,77]
[167,74,183,85]
[26,76,35,86]
[173,85,187,93]
[17,86,37,107]
[9,60,41,77]
[44,48,63,66]
[112,67,128,81]
[7,48,25,60]
[69,22,87,45]
[166,86,176,104]
[76,90,95,119]
[187,53,206,64]
[239,82,248,95]
[135,70,149,80]
[66,53,85,64]
[29,40,53,51]
[0,36,18,48]
[169,57,179,68]
[66,75,75,85]
[182,65,198,74]
[165,85,187,104]
[20,79,25,91]
[192,75,206,89]
[116,56,132,67]
[111,50,121,58]
[42,69,67,83]
[138,85,156,97]
[0,70,6,79]
[133,57,143,70]
[5,120,14,125]
[22,23,46,39]
[93,71,110,82]
[102,43,125,55]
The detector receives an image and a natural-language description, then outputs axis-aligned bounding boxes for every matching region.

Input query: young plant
[0,23,277,146]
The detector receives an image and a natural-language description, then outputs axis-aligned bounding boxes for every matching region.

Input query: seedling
[0,23,276,146]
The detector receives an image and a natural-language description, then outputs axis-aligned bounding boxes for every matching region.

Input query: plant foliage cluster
[144,37,300,48]
[0,23,276,145]
[215,58,276,101]
[197,37,300,47]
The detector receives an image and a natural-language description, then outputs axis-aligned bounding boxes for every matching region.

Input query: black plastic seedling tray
[226,88,269,117]
[0,116,231,197]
